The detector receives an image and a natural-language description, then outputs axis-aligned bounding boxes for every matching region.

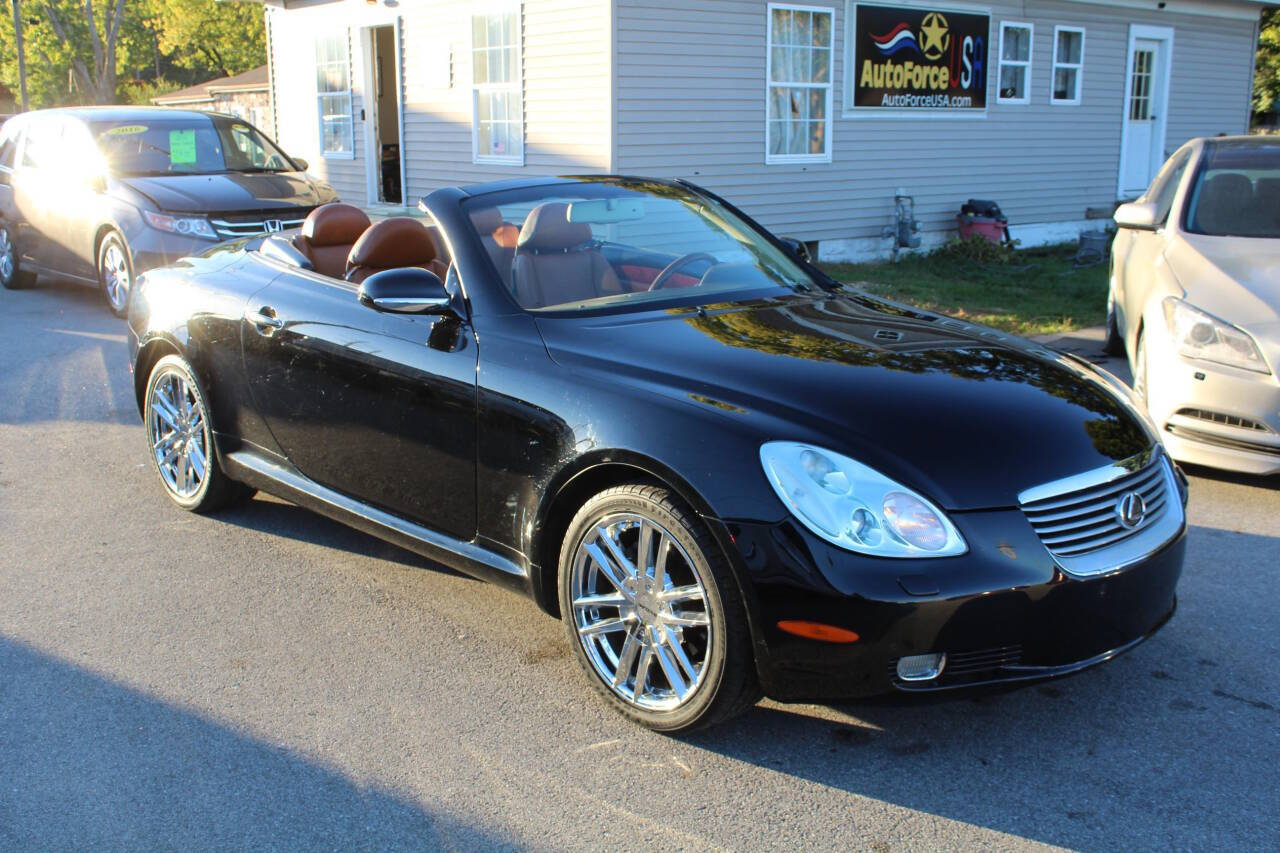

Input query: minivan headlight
[759,442,967,558]
[143,210,218,241]
[1162,297,1270,374]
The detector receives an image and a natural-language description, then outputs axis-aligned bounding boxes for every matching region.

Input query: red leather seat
[294,203,371,279]
[344,217,449,284]
[511,203,621,308]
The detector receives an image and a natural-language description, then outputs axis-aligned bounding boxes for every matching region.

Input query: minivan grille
[1174,407,1272,433]
[1020,456,1170,558]
[209,209,310,239]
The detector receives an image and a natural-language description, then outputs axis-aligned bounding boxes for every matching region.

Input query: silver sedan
[1108,135,1280,475]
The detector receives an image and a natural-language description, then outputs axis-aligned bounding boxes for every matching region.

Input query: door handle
[245,305,284,332]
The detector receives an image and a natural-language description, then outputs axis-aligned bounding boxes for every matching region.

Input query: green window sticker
[169,129,197,165]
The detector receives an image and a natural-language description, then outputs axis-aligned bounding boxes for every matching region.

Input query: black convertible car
[128,177,1187,732]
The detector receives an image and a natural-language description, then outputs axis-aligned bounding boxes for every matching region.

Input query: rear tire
[0,223,36,290]
[144,354,252,513]
[98,231,133,317]
[558,483,759,733]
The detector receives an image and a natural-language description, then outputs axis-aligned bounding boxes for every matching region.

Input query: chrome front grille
[210,210,310,239]
[1018,448,1184,577]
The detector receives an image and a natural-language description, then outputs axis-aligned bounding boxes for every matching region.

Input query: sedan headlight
[1162,297,1270,374]
[759,442,966,558]
[143,210,218,241]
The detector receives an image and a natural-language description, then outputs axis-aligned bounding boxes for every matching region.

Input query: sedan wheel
[98,233,132,317]
[0,224,35,290]
[559,483,758,732]
[144,355,251,512]
[1132,330,1149,406]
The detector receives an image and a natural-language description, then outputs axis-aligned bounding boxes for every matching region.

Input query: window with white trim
[471,7,523,165]
[766,4,833,164]
[997,22,1033,104]
[1051,26,1085,105]
[315,33,354,157]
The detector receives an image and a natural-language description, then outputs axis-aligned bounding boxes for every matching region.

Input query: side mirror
[358,267,452,314]
[780,236,812,263]
[292,156,309,172]
[1114,201,1158,231]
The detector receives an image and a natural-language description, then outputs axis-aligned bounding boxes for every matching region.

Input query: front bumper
[1143,324,1280,476]
[125,227,218,276]
[723,507,1185,702]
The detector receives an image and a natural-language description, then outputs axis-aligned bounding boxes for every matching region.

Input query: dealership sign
[852,4,989,110]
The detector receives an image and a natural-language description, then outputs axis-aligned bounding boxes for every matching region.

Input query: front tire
[0,223,36,290]
[144,355,250,513]
[98,231,133,317]
[1103,289,1125,356]
[558,483,758,733]
[1131,329,1149,407]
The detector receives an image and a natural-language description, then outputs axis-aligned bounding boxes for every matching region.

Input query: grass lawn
[818,242,1108,338]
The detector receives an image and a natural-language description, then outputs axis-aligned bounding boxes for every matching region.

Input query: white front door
[1119,28,1173,197]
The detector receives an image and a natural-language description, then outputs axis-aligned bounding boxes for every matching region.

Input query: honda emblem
[263,219,283,233]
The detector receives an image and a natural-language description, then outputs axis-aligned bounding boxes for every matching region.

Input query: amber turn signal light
[776,620,860,643]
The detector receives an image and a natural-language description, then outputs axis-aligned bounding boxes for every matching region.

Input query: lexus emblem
[1115,491,1147,529]
[263,219,283,233]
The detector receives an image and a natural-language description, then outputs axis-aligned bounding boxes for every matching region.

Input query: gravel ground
[1,280,1277,851]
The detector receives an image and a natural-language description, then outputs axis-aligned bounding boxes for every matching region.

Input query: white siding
[614,0,1259,246]
[269,0,613,208]
[267,6,367,203]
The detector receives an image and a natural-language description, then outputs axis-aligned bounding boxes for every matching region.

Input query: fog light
[896,652,946,682]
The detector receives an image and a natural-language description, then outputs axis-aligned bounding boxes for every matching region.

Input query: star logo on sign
[918,12,951,60]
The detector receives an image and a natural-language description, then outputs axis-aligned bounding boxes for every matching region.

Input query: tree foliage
[1256,8,1280,120]
[0,0,265,108]
[150,0,264,80]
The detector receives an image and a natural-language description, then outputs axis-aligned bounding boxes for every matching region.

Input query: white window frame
[996,21,1033,106]
[470,4,524,166]
[765,2,834,165]
[1050,25,1085,106]
[314,32,355,160]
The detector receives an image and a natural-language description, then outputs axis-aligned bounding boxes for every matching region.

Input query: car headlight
[1161,297,1270,374]
[142,210,218,241]
[759,442,967,558]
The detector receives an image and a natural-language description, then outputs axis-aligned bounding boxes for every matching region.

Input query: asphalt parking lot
[1,279,1277,851]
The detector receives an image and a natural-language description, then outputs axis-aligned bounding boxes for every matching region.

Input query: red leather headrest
[302,203,370,247]
[346,217,438,271]
[518,203,592,251]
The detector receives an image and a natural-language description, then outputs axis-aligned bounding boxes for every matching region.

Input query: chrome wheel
[148,367,208,499]
[0,227,14,285]
[103,241,130,313]
[570,512,712,712]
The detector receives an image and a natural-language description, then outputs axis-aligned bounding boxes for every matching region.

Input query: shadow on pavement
[212,494,471,576]
[0,636,513,850]
[680,525,1280,850]
[0,280,137,426]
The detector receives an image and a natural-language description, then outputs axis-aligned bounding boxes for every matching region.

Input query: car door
[1116,148,1191,338]
[8,116,60,268]
[240,265,478,540]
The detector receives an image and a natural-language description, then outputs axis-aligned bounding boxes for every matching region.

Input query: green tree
[1255,8,1280,121]
[149,0,264,80]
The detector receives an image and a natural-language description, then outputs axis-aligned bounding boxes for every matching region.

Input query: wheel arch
[133,333,185,418]
[529,450,744,621]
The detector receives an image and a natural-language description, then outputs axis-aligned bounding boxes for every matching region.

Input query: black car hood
[535,292,1152,511]
[120,172,334,213]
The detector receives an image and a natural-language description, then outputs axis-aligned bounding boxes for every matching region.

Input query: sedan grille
[209,209,310,239]
[1018,448,1183,577]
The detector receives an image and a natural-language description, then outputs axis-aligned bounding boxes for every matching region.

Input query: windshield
[463,179,820,311]
[1184,141,1280,238]
[90,115,296,176]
